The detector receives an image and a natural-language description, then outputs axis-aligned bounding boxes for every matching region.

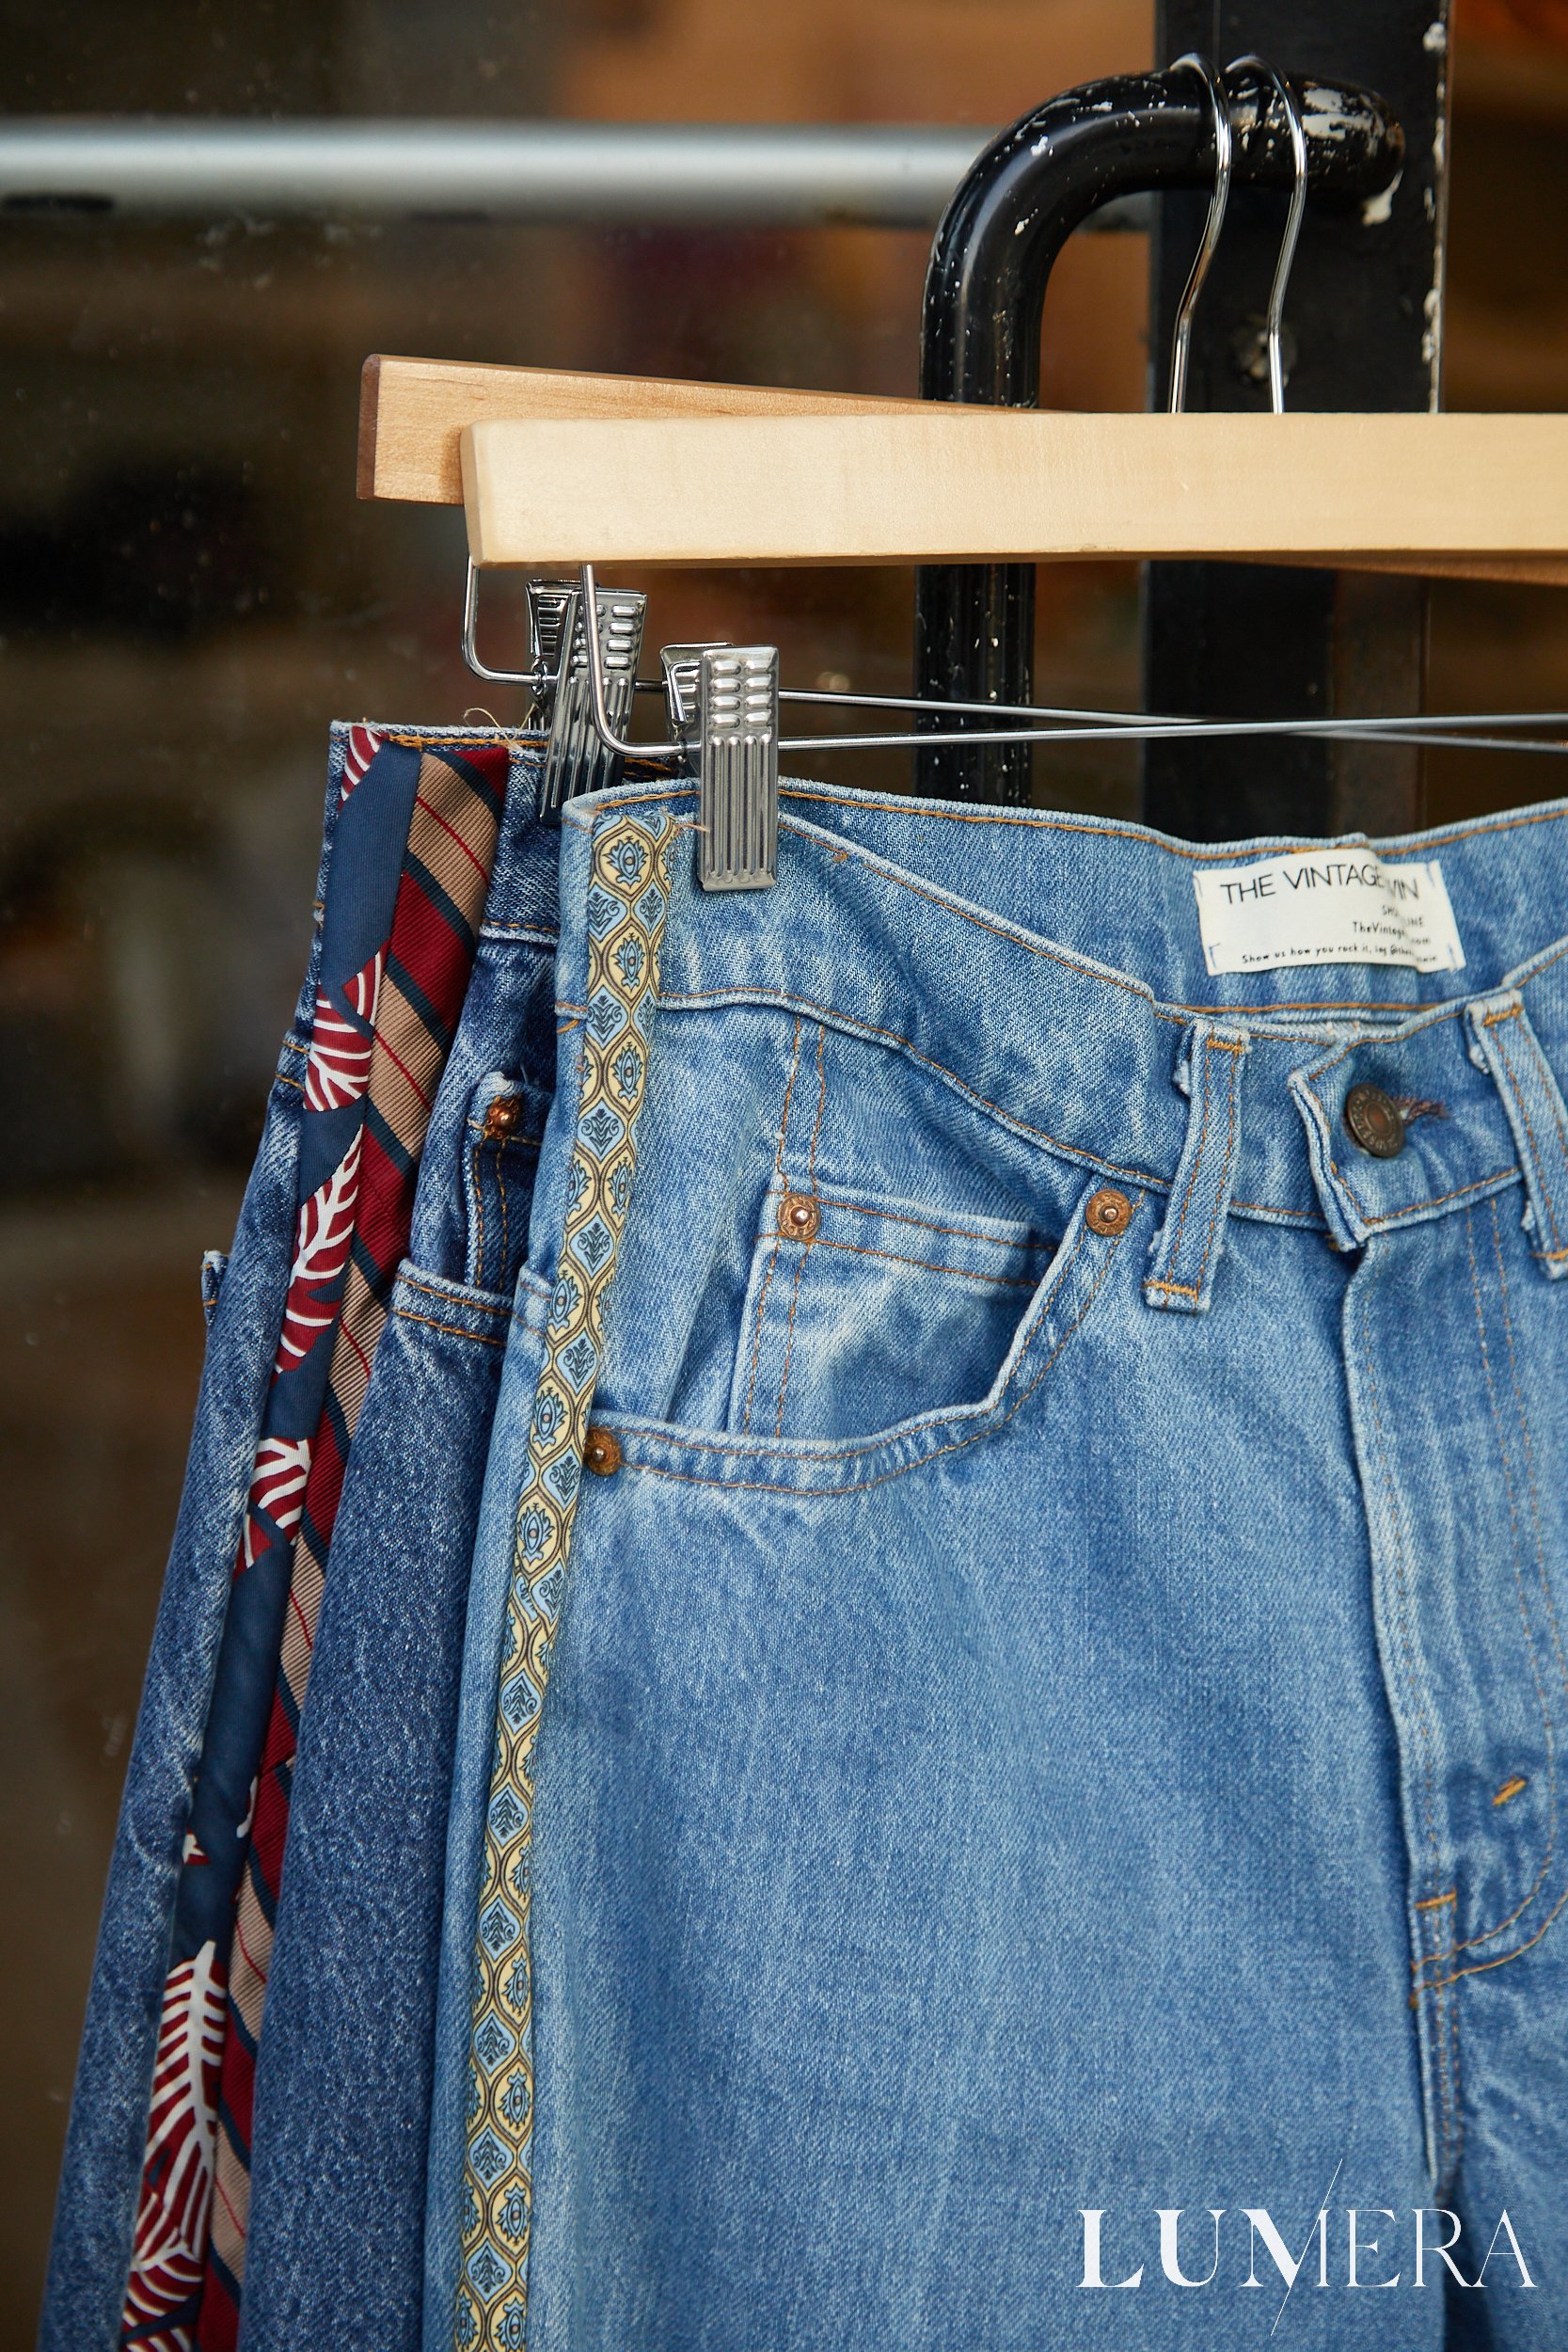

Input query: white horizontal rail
[0,119,1151,230]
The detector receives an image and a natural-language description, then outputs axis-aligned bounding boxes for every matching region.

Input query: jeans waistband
[326,724,557,938]
[562,777,1568,1253]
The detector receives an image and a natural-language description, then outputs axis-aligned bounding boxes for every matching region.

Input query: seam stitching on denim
[1517,1014,1568,1251]
[471,1136,488,1291]
[1159,1038,1215,1287]
[394,1306,508,1350]
[1425,1198,1568,1979]
[774,1023,828,1438]
[1494,1024,1563,1254]
[663,984,1165,1192]
[742,1016,803,1436]
[1357,1271,1445,1897]
[1410,1206,1558,1969]
[619,1194,1137,1492]
[498,1139,512,1293]
[398,1272,510,1317]
[774,1233,1043,1287]
[594,774,1568,861]
[1195,1041,1244,1295]
[795,1195,1053,1250]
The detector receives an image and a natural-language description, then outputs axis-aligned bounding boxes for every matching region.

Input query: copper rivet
[1343,1081,1405,1160]
[778,1191,821,1241]
[583,1426,622,1477]
[1085,1186,1132,1237]
[483,1094,522,1142]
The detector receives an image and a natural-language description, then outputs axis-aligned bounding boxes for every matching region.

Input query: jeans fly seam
[742,1017,803,1436]
[1411,1209,1561,1973]
[1356,1279,1456,2178]
[1428,1878,1568,1991]
[1441,1976,1465,2190]
[497,1144,512,1291]
[1355,1280,1445,1893]
[774,1024,828,1438]
[618,1198,1135,1497]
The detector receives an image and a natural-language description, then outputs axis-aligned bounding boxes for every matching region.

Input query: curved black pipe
[913,64,1405,803]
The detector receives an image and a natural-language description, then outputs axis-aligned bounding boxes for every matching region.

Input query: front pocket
[728,1184,1059,1442]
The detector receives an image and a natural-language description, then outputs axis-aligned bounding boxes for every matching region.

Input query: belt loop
[1466,990,1568,1280]
[1144,1019,1251,1315]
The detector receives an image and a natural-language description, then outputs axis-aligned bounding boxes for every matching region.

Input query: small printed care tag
[1192,850,1467,977]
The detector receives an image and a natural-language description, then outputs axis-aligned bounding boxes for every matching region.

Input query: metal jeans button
[1085,1186,1133,1236]
[1344,1082,1406,1159]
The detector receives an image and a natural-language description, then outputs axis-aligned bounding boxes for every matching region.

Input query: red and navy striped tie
[197,741,508,2345]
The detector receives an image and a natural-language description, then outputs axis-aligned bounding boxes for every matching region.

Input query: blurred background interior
[3,0,1568,2333]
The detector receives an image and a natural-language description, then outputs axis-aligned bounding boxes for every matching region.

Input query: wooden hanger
[360,355,1568,586]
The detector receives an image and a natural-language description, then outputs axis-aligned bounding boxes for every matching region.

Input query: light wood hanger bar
[460,410,1568,573]
[359,355,928,504]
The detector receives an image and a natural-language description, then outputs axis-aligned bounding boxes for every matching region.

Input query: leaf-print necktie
[195,743,509,2348]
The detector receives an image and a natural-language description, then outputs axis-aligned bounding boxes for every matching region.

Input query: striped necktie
[196,743,508,2347]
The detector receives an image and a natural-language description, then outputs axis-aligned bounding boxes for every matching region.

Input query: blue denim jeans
[429,778,1568,2352]
[237,740,561,2351]
[40,725,547,2352]
[38,738,356,2352]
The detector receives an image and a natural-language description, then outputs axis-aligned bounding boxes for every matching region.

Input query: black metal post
[1143,2,1450,840]
[914,64,1404,803]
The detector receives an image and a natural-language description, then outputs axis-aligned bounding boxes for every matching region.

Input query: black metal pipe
[913,63,1405,803]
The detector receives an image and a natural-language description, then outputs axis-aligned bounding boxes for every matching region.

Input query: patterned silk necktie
[120,726,418,2352]
[194,742,508,2349]
[453,809,673,2352]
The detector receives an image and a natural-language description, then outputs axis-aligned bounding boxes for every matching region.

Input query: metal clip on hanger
[578,572,780,891]
[537,580,647,820]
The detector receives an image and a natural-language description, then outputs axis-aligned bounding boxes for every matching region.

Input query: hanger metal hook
[1227,56,1307,412]
[580,563,680,759]
[461,555,546,689]
[1165,54,1234,415]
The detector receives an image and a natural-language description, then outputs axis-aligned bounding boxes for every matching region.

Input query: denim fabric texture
[427,776,1568,2352]
[40,734,352,2352]
[238,739,561,2352]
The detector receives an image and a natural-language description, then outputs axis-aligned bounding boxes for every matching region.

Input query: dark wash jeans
[40,727,556,2352]
[238,741,562,2350]
[428,777,1568,2352]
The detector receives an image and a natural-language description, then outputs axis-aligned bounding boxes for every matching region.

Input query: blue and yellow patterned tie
[456,808,673,2351]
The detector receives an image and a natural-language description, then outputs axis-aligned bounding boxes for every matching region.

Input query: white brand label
[1192,852,1466,977]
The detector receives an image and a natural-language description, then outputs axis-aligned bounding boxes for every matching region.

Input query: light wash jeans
[429,776,1568,2352]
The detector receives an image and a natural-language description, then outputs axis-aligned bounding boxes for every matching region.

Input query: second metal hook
[1228,56,1308,412]
[1166,54,1233,414]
